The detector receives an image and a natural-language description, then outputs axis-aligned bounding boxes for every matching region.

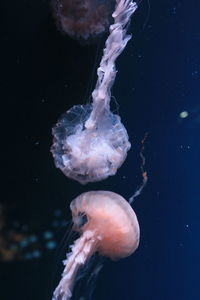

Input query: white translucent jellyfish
[52,190,140,300]
[51,0,138,184]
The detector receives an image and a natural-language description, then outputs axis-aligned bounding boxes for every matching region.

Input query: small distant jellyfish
[51,0,115,41]
[51,0,138,184]
[52,191,140,300]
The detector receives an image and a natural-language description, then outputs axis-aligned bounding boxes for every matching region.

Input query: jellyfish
[51,0,116,42]
[52,190,140,300]
[51,0,138,184]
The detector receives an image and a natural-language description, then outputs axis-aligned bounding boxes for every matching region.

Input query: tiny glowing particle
[24,253,33,260]
[43,231,53,240]
[28,235,38,243]
[46,240,56,250]
[32,250,42,258]
[20,239,29,248]
[179,111,188,118]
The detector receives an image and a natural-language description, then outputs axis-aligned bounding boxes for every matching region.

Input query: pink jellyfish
[51,0,116,41]
[52,191,140,300]
[51,0,138,184]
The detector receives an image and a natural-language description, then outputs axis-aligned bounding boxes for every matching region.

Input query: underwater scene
[1,0,199,299]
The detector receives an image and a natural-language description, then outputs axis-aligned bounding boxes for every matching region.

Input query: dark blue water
[1,0,200,299]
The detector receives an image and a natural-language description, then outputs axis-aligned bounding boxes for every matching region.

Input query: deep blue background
[1,0,200,299]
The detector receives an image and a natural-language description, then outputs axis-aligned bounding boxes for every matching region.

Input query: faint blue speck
[46,240,56,250]
[172,7,176,14]
[192,70,199,76]
[43,231,53,240]
[24,253,33,260]
[32,250,42,258]
[20,239,29,248]
[28,235,38,243]
[10,244,18,250]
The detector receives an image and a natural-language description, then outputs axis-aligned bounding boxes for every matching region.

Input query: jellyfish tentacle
[129,133,148,204]
[85,0,137,129]
[52,230,98,300]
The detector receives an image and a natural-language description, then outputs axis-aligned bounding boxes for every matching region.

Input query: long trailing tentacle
[129,133,148,204]
[85,0,138,129]
[52,231,98,300]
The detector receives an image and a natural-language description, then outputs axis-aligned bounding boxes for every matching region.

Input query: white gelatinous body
[51,104,131,184]
[51,0,137,184]
[52,191,140,300]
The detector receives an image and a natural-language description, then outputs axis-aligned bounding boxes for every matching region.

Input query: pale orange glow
[52,191,140,300]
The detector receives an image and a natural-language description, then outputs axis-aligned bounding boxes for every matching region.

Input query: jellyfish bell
[71,191,140,258]
[51,104,131,184]
[52,191,140,300]
[51,0,115,42]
